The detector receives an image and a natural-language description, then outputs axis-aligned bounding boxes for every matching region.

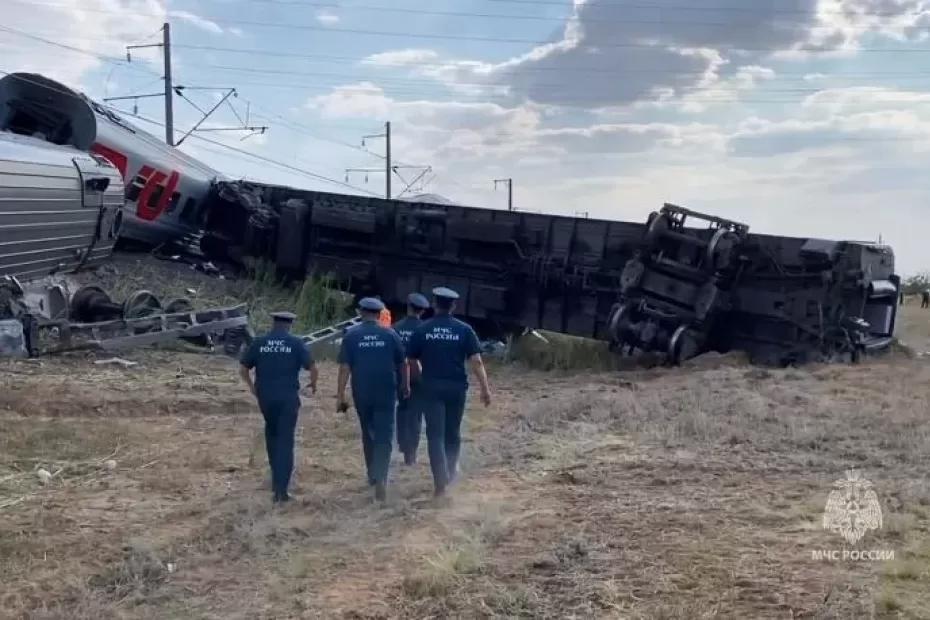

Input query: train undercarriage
[199,182,899,366]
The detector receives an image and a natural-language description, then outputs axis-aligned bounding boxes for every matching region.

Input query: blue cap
[358,297,385,312]
[271,311,297,322]
[432,287,460,300]
[407,292,430,309]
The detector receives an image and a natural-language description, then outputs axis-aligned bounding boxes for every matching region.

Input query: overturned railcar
[199,181,898,365]
[0,72,221,246]
[0,131,123,281]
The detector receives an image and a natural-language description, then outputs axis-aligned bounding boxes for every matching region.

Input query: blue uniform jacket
[338,321,406,405]
[406,314,481,390]
[240,329,313,402]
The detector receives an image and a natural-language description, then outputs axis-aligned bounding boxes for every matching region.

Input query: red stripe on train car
[90,143,128,178]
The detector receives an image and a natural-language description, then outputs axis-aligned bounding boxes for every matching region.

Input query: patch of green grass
[238,260,351,333]
[510,331,625,372]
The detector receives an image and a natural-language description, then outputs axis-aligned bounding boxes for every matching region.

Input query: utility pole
[123,22,174,146]
[385,121,391,199]
[348,122,428,199]
[494,178,513,211]
[163,23,173,146]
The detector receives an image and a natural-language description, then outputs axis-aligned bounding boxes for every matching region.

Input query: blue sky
[3,0,930,274]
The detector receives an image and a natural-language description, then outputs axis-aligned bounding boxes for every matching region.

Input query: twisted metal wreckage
[0,72,900,364]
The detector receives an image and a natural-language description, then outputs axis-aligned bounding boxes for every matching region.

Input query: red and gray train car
[0,71,219,276]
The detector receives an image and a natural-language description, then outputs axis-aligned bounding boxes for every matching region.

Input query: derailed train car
[199,181,899,365]
[0,72,221,246]
[0,131,123,281]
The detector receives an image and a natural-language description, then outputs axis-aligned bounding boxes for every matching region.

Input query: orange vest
[378,307,392,327]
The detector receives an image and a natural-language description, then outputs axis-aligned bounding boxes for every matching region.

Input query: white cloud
[0,0,171,86]
[363,49,439,67]
[316,10,340,26]
[306,83,725,162]
[802,86,930,114]
[168,10,223,35]
[362,0,930,110]
[306,82,392,119]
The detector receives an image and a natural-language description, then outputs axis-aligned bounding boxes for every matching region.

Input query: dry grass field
[2,289,930,618]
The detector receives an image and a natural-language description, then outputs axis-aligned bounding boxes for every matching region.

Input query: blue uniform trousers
[355,395,395,485]
[396,382,424,461]
[422,382,468,491]
[258,396,299,499]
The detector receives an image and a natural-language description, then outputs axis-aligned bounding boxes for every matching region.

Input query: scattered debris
[0,319,27,357]
[527,329,550,345]
[94,358,139,368]
[1,281,250,358]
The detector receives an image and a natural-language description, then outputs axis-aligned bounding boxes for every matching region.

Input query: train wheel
[123,290,162,319]
[668,325,702,365]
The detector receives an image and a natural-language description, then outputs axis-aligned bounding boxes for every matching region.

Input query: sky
[2,0,929,274]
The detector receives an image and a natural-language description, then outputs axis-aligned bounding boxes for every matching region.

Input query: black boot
[374,481,387,503]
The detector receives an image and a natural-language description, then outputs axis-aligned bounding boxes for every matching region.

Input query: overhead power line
[190,59,930,81]
[0,24,162,79]
[485,0,930,18]
[0,24,411,168]
[148,77,930,107]
[102,105,381,196]
[16,27,930,79]
[0,69,378,197]
[10,1,930,51]
[7,26,930,110]
[179,61,930,93]
[16,0,930,24]
[170,41,930,57]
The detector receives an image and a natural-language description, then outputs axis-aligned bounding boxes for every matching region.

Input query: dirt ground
[2,301,930,619]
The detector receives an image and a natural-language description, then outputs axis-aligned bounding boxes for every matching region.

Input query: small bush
[402,536,486,599]
[88,542,166,598]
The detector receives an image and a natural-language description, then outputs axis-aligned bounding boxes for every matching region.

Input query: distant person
[337,297,409,502]
[371,294,393,327]
[922,290,929,309]
[406,287,492,498]
[393,292,431,465]
[239,311,317,504]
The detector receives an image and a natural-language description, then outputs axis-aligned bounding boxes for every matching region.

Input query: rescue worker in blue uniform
[393,292,430,465]
[406,287,492,497]
[337,297,410,502]
[239,311,317,504]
